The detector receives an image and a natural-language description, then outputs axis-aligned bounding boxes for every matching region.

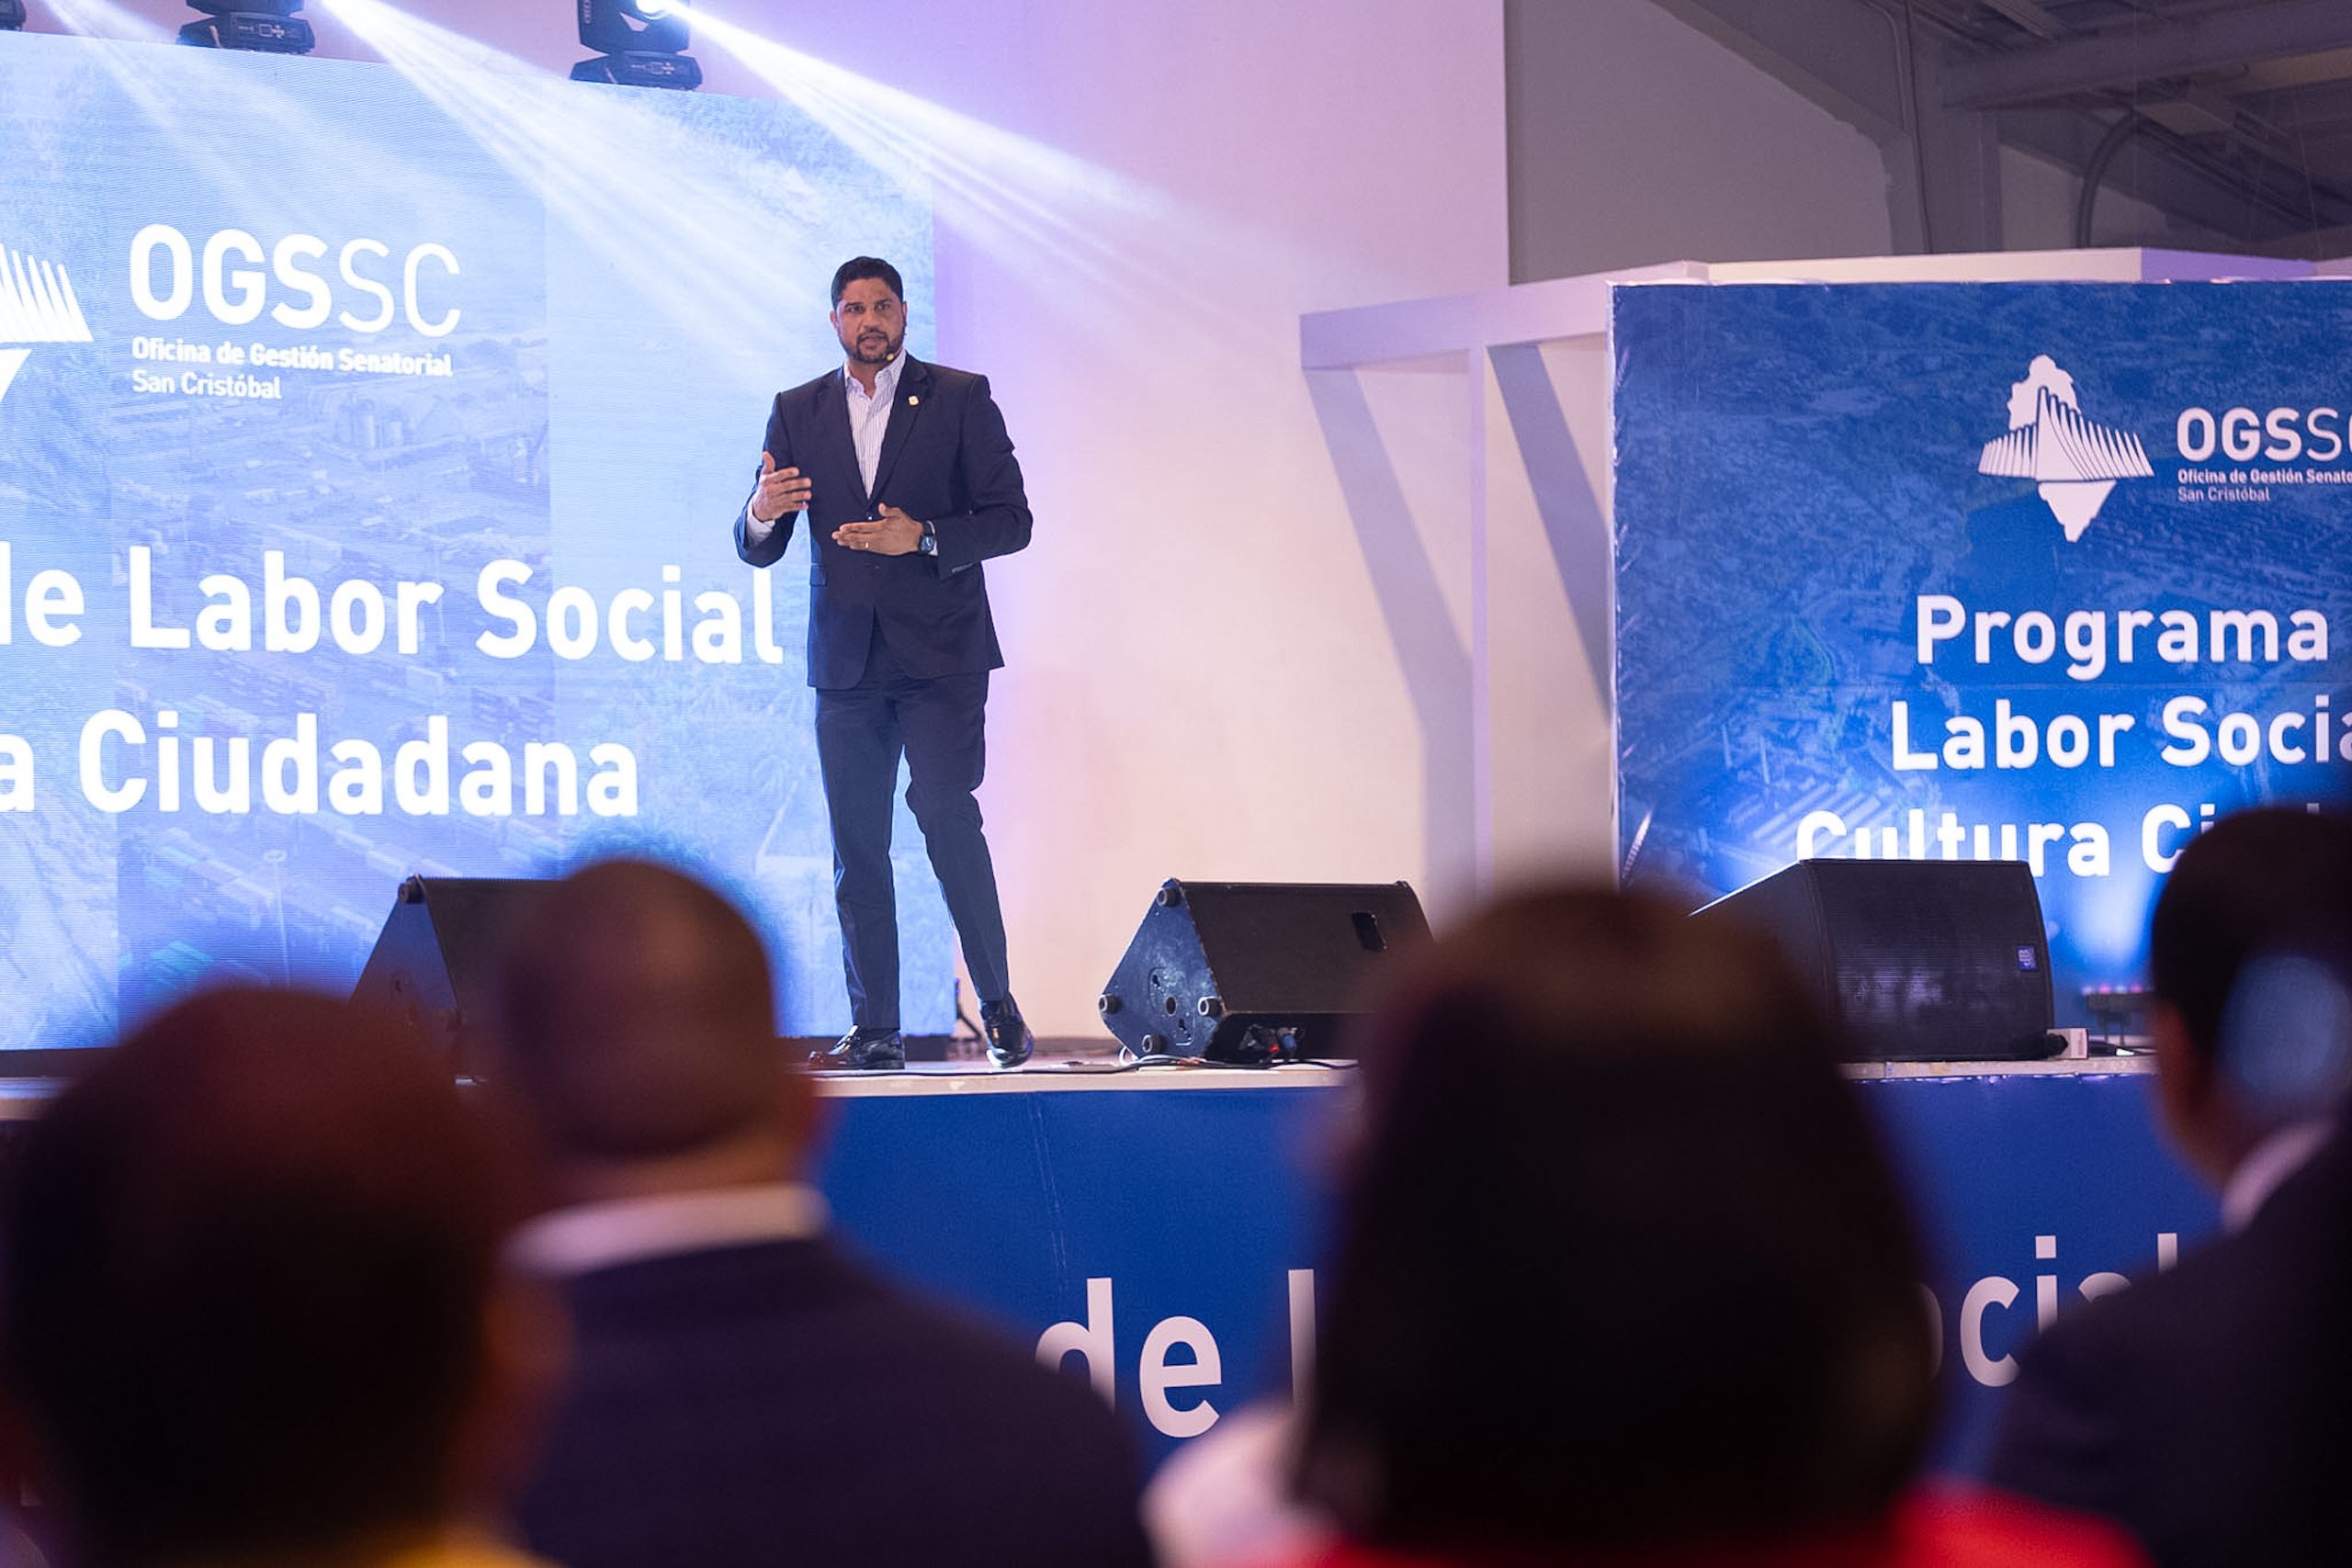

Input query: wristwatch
[918,521,938,557]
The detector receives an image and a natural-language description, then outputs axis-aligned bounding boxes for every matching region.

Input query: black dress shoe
[810,1027,905,1071]
[980,998,1034,1068]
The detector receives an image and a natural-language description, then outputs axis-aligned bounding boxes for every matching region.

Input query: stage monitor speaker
[1098,879,1432,1063]
[1694,858,2056,1063]
[352,875,548,1074]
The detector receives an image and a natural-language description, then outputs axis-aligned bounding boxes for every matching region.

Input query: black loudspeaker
[1098,879,1432,1063]
[352,875,548,1073]
[1694,859,2056,1063]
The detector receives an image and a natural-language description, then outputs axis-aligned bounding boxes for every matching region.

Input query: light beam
[43,0,173,41]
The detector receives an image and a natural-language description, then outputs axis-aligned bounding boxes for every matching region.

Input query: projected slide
[0,30,952,1046]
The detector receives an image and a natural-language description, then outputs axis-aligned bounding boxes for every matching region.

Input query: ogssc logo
[1976,355,2153,543]
[0,242,95,411]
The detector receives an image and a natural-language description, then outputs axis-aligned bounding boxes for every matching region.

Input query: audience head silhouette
[494,860,1157,1568]
[492,859,811,1200]
[1296,886,1934,1559]
[0,987,538,1568]
[2146,807,2352,1184]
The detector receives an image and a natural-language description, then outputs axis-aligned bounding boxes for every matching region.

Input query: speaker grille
[1698,860,2053,1062]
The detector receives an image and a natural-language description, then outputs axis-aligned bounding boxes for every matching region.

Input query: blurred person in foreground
[0,988,554,1568]
[1227,887,2138,1568]
[493,859,1151,1568]
[1988,807,2352,1564]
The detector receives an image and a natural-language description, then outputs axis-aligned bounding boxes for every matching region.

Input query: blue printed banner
[1612,281,2352,1016]
[817,1072,2215,1475]
[0,31,947,1044]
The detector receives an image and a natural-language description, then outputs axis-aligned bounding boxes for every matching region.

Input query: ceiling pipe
[2075,110,2149,248]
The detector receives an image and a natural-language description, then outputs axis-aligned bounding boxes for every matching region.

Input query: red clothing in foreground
[1244,1490,2144,1568]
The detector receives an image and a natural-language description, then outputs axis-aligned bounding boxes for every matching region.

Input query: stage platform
[0,1050,2214,1476]
[810,1052,1359,1093]
[797,1050,2210,1474]
[808,1049,2161,1092]
[0,1045,2159,1110]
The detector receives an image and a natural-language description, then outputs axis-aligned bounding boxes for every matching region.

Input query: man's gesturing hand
[832,504,926,557]
[751,451,814,524]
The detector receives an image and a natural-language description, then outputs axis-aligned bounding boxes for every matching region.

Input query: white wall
[60,0,1509,1037]
[863,3,1509,1035]
[1507,1,1894,281]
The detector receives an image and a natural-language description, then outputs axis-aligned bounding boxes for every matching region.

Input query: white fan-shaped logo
[1976,355,2152,542]
[0,242,96,411]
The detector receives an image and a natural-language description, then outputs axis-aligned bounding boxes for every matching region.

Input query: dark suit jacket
[514,1236,1153,1568]
[1984,1128,2352,1567]
[733,356,1032,689]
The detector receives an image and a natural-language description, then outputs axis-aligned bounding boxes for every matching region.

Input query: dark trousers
[814,623,1011,1031]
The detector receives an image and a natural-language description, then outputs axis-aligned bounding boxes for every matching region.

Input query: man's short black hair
[831,256,905,306]
[0,988,519,1564]
[2150,807,2352,1063]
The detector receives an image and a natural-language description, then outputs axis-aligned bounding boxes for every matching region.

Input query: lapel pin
[907,395,920,406]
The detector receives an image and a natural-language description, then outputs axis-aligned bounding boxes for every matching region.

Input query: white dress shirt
[508,1182,831,1280]
[742,355,904,549]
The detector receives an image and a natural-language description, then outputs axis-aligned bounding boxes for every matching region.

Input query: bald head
[493,862,795,1173]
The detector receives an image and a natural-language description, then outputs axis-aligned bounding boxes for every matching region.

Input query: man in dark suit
[736,255,1033,1070]
[497,860,1154,1568]
[1985,807,2352,1565]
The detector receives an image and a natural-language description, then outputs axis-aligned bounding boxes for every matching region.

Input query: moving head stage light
[573,0,703,90]
[180,0,314,53]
